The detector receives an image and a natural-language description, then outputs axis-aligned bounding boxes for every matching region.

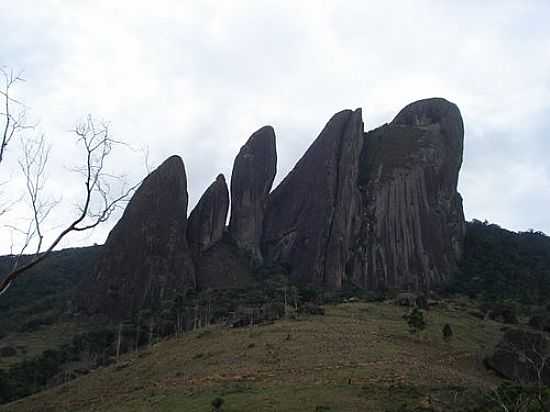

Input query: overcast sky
[1,1,549,252]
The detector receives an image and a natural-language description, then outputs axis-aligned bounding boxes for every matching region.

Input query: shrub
[442,323,453,341]
[415,295,429,310]
[301,302,325,316]
[0,346,16,357]
[211,396,224,411]
[406,308,426,334]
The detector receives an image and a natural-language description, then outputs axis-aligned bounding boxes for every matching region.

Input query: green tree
[211,396,224,412]
[406,308,426,334]
[443,323,453,342]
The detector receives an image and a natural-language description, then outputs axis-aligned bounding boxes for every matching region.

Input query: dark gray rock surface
[229,126,277,266]
[263,98,464,291]
[194,235,255,290]
[486,329,550,384]
[262,109,364,288]
[348,98,465,290]
[187,174,229,257]
[81,155,195,319]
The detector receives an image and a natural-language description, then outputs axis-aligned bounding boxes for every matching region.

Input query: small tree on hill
[211,397,224,412]
[443,323,453,342]
[406,308,426,335]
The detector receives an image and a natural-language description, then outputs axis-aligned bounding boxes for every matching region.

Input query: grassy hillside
[2,220,549,410]
[3,300,505,412]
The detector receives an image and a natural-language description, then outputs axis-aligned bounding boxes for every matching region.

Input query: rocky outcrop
[486,329,550,384]
[193,235,255,289]
[187,174,229,256]
[262,98,464,290]
[80,156,195,319]
[262,109,364,288]
[80,97,466,320]
[349,98,465,290]
[229,126,277,266]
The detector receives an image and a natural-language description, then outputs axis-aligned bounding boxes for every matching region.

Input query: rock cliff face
[349,98,465,290]
[229,126,277,266]
[263,98,464,290]
[262,109,364,288]
[193,235,255,289]
[187,174,229,257]
[81,156,195,319]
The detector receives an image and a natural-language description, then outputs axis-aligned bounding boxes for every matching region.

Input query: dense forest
[0,246,100,336]
[452,220,550,305]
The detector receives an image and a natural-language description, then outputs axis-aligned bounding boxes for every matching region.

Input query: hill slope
[0,246,100,337]
[455,220,550,303]
[3,301,504,412]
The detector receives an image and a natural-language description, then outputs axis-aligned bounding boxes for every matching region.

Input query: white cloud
[1,0,549,253]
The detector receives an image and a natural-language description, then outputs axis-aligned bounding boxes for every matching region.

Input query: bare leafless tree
[16,134,57,255]
[0,67,33,167]
[487,384,535,412]
[0,67,141,297]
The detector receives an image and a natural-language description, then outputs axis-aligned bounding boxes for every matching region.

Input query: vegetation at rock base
[1,219,550,409]
[442,324,453,342]
[452,220,550,304]
[0,246,100,336]
[0,300,506,412]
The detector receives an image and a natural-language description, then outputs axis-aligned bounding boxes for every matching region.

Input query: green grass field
[2,300,505,412]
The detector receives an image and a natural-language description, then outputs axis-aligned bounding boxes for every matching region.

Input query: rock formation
[193,235,255,289]
[263,98,465,290]
[349,98,465,290]
[80,155,195,319]
[262,109,364,288]
[187,175,252,289]
[229,126,277,266]
[486,329,550,384]
[81,97,467,319]
[187,174,229,256]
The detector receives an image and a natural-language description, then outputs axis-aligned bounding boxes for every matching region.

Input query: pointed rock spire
[229,125,277,265]
[188,174,229,256]
[262,109,364,287]
[81,155,196,319]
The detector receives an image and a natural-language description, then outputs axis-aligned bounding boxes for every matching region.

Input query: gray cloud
[1,0,549,252]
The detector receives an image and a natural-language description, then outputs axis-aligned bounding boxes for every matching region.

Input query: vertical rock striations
[262,98,464,291]
[81,155,196,319]
[262,109,364,288]
[349,97,465,290]
[229,126,277,266]
[187,174,229,256]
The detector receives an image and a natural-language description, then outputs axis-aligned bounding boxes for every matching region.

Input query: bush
[415,295,429,310]
[480,303,518,324]
[18,315,57,333]
[528,313,550,332]
[442,323,453,341]
[301,302,325,316]
[0,346,16,357]
[406,308,426,334]
[211,396,224,411]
